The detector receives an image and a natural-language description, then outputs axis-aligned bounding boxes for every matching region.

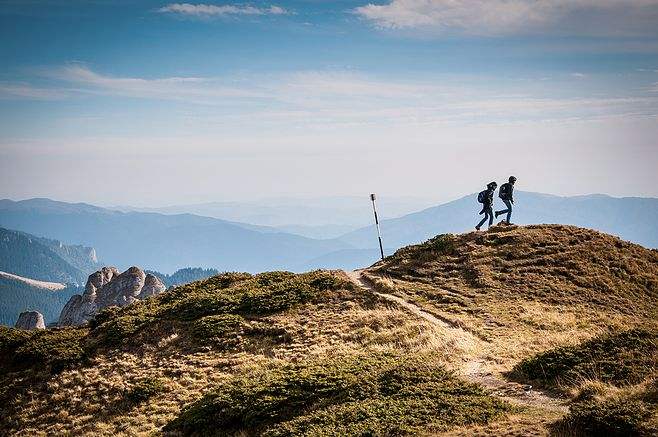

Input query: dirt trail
[344,269,568,414]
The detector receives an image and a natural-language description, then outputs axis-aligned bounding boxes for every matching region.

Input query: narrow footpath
[344,269,568,414]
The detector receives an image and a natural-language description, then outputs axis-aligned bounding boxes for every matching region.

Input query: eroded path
[344,269,568,414]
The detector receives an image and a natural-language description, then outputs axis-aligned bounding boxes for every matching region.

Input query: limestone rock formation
[15,311,45,330]
[58,266,166,326]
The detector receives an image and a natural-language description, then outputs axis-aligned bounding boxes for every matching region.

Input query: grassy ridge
[0,270,349,375]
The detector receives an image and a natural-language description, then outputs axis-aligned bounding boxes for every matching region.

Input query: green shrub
[88,306,122,329]
[13,328,86,372]
[87,301,159,348]
[420,234,456,255]
[512,329,658,389]
[125,377,166,403]
[560,398,653,436]
[168,291,242,321]
[191,314,245,347]
[165,351,509,436]
[0,326,32,353]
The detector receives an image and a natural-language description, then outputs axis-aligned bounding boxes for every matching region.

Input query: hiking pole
[370,194,385,261]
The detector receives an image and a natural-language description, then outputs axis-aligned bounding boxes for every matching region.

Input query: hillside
[0,227,97,284]
[1,225,656,435]
[0,198,352,273]
[0,273,80,326]
[340,192,658,254]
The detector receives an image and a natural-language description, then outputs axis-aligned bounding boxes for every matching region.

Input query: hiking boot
[475,226,481,231]
[495,211,500,218]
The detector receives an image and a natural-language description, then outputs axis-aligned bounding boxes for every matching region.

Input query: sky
[1,0,658,206]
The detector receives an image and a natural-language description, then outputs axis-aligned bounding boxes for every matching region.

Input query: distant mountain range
[339,192,658,252]
[1,193,656,276]
[0,198,351,273]
[0,227,98,284]
[112,196,436,239]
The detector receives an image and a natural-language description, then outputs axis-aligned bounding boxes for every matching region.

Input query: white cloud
[353,0,658,36]
[7,66,658,127]
[158,3,288,17]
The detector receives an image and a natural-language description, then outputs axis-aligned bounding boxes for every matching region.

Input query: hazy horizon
[2,1,658,205]
[2,189,657,210]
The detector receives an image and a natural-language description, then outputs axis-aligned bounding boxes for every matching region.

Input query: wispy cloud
[157,3,288,18]
[49,64,265,103]
[6,66,658,126]
[353,0,658,36]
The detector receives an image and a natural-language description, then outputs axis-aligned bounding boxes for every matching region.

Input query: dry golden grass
[366,224,658,373]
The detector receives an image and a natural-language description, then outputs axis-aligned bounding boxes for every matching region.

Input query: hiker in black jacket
[496,176,516,223]
[476,182,497,231]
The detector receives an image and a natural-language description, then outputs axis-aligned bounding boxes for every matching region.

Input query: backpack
[499,183,510,200]
[477,190,487,203]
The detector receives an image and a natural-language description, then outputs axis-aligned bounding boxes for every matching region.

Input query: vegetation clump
[191,314,245,347]
[512,328,658,389]
[125,377,166,404]
[515,328,658,436]
[165,351,510,436]
[0,326,87,373]
[555,379,658,436]
[85,270,345,350]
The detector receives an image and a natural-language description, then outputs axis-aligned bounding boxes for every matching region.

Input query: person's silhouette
[496,176,517,223]
[476,182,497,231]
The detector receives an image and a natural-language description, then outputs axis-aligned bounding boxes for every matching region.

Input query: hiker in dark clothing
[476,182,497,231]
[495,176,517,223]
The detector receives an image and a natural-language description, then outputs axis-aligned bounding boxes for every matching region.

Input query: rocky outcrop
[58,266,166,326]
[15,311,45,330]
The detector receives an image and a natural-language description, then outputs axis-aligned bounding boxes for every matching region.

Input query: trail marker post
[370,193,385,261]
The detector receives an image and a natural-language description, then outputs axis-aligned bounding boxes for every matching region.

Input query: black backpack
[499,183,510,200]
[477,190,487,203]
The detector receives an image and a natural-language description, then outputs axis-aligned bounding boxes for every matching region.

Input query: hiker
[476,182,497,231]
[495,176,517,223]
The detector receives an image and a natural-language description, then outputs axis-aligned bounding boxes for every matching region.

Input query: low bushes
[165,351,510,436]
[512,328,658,389]
[556,379,658,436]
[125,377,166,404]
[0,326,87,373]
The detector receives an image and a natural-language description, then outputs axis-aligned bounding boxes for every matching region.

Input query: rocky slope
[58,266,166,326]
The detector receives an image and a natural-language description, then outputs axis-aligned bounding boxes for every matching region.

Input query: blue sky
[1,0,658,205]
